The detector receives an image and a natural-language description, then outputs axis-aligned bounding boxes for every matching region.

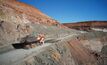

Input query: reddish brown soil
[67,39,97,65]
[1,0,66,28]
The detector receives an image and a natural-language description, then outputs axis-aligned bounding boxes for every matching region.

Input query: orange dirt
[67,39,97,65]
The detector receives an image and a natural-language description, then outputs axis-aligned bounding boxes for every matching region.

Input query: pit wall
[1,32,107,65]
[13,32,107,65]
[78,32,107,52]
[12,38,77,65]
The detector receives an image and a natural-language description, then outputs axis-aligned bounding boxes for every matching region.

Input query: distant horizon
[62,20,107,23]
[61,20,107,23]
[19,0,107,23]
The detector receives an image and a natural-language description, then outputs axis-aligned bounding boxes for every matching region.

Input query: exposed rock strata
[0,0,107,65]
[63,21,107,31]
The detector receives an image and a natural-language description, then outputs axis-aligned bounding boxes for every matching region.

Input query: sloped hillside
[0,0,66,26]
[0,0,67,52]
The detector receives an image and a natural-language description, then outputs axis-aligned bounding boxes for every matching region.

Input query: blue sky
[19,0,107,23]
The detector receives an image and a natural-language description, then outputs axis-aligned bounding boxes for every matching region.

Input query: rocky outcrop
[0,0,67,53]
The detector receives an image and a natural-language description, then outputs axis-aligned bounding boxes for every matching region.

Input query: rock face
[63,21,107,31]
[1,31,107,65]
[0,0,66,53]
[0,0,107,65]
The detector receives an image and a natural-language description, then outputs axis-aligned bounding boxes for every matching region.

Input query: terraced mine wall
[63,21,107,31]
[17,32,107,65]
[0,18,79,65]
[1,31,107,65]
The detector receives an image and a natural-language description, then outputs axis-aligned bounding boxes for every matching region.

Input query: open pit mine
[0,0,107,65]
